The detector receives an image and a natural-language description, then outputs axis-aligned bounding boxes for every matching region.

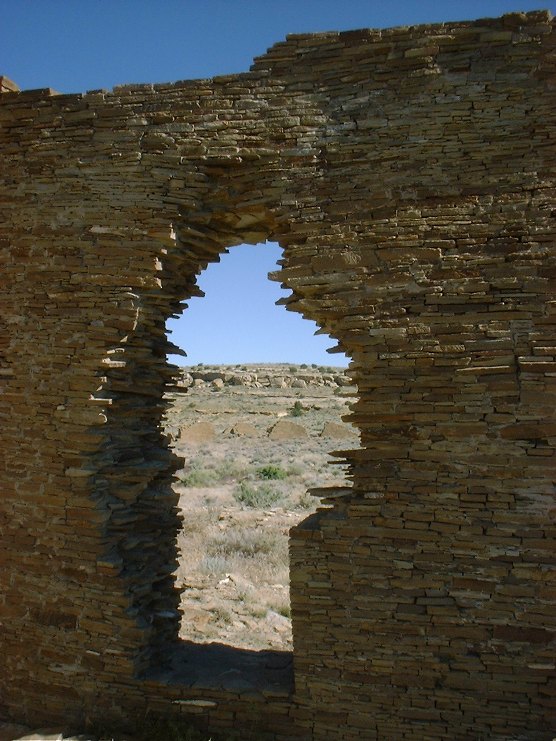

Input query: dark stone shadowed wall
[0,10,554,740]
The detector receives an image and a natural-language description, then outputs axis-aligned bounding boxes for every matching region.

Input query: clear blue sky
[3,1,552,366]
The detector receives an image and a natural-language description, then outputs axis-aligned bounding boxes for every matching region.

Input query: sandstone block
[320,422,355,439]
[268,420,308,441]
[229,422,259,437]
[179,421,215,444]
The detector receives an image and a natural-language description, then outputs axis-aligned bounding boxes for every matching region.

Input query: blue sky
[3,1,552,366]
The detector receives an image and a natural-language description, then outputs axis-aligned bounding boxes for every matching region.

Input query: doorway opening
[163,240,356,651]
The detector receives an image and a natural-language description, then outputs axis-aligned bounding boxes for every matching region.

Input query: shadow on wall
[145,640,294,696]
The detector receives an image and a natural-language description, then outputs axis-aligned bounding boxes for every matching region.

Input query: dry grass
[166,368,357,650]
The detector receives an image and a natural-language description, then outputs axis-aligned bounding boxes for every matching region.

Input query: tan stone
[0,75,19,93]
[320,422,355,439]
[179,421,215,444]
[268,420,308,441]
[229,422,259,437]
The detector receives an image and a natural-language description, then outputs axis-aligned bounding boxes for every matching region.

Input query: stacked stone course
[0,10,554,740]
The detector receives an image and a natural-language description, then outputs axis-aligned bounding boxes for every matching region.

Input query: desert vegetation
[166,363,357,651]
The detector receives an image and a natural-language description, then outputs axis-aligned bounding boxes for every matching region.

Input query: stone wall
[0,10,554,740]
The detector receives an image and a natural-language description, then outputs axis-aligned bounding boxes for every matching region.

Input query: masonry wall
[0,10,554,740]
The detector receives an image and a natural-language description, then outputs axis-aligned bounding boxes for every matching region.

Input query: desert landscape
[3,4,553,739]
[167,363,358,651]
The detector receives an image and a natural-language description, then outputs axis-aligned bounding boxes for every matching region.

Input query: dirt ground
[166,363,358,651]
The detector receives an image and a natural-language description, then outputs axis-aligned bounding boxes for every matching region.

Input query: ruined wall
[0,10,554,740]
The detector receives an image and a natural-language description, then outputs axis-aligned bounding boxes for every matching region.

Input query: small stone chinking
[0,10,554,741]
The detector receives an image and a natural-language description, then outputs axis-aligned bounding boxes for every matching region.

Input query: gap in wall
[163,241,356,651]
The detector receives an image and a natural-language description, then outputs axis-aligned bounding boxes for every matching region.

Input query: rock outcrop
[268,420,309,441]
[175,365,351,391]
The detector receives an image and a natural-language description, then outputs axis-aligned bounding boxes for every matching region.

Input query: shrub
[257,464,287,480]
[248,604,267,619]
[198,555,231,577]
[216,460,249,482]
[179,467,218,487]
[179,460,249,487]
[290,400,304,417]
[287,463,304,477]
[213,606,233,624]
[268,596,291,619]
[294,490,315,510]
[179,505,220,534]
[233,481,283,508]
[208,528,280,559]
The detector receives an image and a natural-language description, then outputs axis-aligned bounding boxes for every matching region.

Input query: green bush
[290,400,304,417]
[257,464,287,480]
[233,481,283,508]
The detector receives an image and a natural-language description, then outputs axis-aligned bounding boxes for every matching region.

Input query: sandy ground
[167,365,357,650]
